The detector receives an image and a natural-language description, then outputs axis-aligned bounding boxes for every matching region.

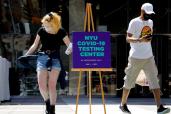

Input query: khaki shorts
[123,56,160,89]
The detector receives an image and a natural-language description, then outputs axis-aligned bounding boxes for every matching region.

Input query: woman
[25,12,72,114]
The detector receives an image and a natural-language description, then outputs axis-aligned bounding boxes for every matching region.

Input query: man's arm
[126,33,151,43]
[126,33,140,43]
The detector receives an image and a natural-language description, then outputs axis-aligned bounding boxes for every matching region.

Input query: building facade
[0,0,171,97]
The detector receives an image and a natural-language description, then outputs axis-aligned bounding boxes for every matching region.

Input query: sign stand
[72,68,113,114]
[71,3,113,114]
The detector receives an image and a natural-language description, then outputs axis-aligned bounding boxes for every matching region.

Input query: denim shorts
[37,53,61,71]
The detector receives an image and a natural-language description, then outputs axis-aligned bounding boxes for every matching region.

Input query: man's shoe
[157,105,170,114]
[119,104,131,114]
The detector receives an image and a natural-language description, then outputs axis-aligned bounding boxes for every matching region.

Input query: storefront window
[91,71,117,95]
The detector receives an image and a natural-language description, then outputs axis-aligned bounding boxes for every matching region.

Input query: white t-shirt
[127,17,153,59]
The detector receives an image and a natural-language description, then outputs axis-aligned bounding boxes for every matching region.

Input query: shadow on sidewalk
[1,95,171,106]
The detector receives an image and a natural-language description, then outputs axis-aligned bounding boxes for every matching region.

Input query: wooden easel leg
[87,72,89,96]
[88,70,92,114]
[84,3,88,31]
[89,4,95,32]
[87,4,91,32]
[99,71,107,114]
[75,71,82,114]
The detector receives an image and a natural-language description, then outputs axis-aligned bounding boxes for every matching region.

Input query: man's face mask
[143,13,153,20]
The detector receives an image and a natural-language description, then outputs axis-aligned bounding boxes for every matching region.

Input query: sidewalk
[0,96,171,114]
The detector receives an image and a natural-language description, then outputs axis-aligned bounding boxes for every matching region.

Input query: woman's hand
[65,43,72,55]
[63,36,72,55]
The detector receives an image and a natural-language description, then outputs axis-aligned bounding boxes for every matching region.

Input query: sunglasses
[45,13,53,22]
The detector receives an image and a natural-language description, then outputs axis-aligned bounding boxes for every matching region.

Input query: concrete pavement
[0,96,171,114]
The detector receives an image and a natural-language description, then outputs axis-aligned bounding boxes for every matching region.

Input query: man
[119,3,170,114]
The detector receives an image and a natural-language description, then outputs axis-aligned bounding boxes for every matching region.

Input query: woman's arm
[63,36,72,55]
[63,35,71,46]
[25,35,40,55]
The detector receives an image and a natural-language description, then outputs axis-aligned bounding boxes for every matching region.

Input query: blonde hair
[41,12,61,34]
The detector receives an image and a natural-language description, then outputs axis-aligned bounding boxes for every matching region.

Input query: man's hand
[139,34,152,42]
